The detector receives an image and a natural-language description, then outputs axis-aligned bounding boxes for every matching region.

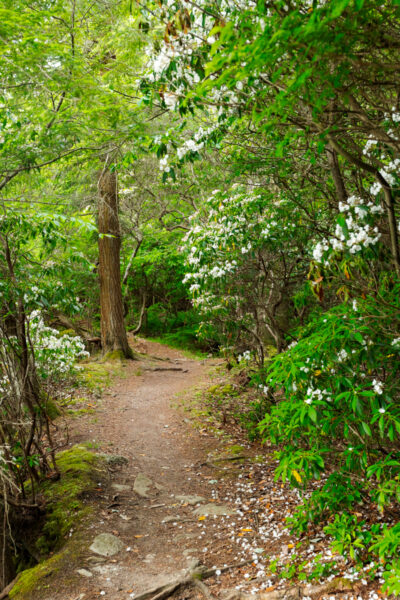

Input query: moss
[9,527,92,600]
[9,553,63,599]
[145,335,208,359]
[226,443,245,455]
[35,445,102,555]
[59,328,76,337]
[66,407,95,417]
[207,383,237,398]
[76,361,112,392]
[8,450,106,598]
[102,345,136,361]
[41,399,61,420]
[102,349,126,361]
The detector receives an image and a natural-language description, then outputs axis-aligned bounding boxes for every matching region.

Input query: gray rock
[162,515,181,524]
[111,483,131,492]
[193,503,234,516]
[175,533,197,541]
[77,568,93,578]
[144,553,156,563]
[101,454,129,466]
[119,513,131,521]
[133,473,153,498]
[86,556,106,564]
[89,533,125,557]
[187,558,201,572]
[175,495,206,506]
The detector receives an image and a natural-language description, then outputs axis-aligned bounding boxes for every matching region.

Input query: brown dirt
[29,339,228,600]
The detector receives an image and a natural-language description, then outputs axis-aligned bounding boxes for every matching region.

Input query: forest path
[45,339,241,600]
[24,339,365,600]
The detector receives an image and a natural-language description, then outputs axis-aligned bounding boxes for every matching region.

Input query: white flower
[313,241,329,262]
[378,407,385,414]
[370,181,382,196]
[372,379,384,395]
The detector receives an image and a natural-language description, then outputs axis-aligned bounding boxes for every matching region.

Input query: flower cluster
[28,311,89,380]
[313,195,382,263]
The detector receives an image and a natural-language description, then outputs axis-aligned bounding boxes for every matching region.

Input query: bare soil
[31,339,230,600]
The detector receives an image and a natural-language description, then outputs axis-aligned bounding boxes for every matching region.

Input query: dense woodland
[1,0,400,596]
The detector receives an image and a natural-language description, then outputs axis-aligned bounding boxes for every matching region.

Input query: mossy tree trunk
[98,166,133,359]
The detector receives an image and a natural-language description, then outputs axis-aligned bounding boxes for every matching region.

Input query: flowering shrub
[182,186,313,358]
[0,208,94,520]
[28,311,89,380]
[141,0,400,592]
[259,284,400,591]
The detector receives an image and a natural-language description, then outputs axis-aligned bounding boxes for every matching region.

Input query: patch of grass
[76,359,124,393]
[66,406,95,417]
[145,334,209,360]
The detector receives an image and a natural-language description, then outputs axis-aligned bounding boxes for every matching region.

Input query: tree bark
[98,167,133,358]
[0,509,16,593]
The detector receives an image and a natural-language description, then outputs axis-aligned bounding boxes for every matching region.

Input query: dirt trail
[23,339,375,600]
[47,339,226,600]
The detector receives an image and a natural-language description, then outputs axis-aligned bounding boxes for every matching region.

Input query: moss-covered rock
[9,554,63,599]
[9,445,105,599]
[41,398,61,420]
[35,445,103,555]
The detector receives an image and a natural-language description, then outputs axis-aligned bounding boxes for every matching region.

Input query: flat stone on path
[111,483,131,492]
[193,503,234,516]
[133,473,153,498]
[175,494,206,506]
[89,533,124,556]
[76,569,93,578]
[162,515,181,523]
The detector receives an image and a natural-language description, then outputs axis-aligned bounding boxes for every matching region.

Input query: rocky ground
[9,339,388,600]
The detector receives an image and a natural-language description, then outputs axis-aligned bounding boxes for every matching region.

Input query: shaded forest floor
[9,339,386,600]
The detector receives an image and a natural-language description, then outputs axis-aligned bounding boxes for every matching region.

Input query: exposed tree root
[132,562,353,600]
[0,575,19,600]
[132,560,252,600]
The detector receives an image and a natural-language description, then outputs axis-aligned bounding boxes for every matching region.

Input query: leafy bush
[29,311,89,380]
[258,282,400,587]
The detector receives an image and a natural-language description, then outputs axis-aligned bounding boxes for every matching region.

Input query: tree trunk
[98,167,133,359]
[0,510,16,593]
